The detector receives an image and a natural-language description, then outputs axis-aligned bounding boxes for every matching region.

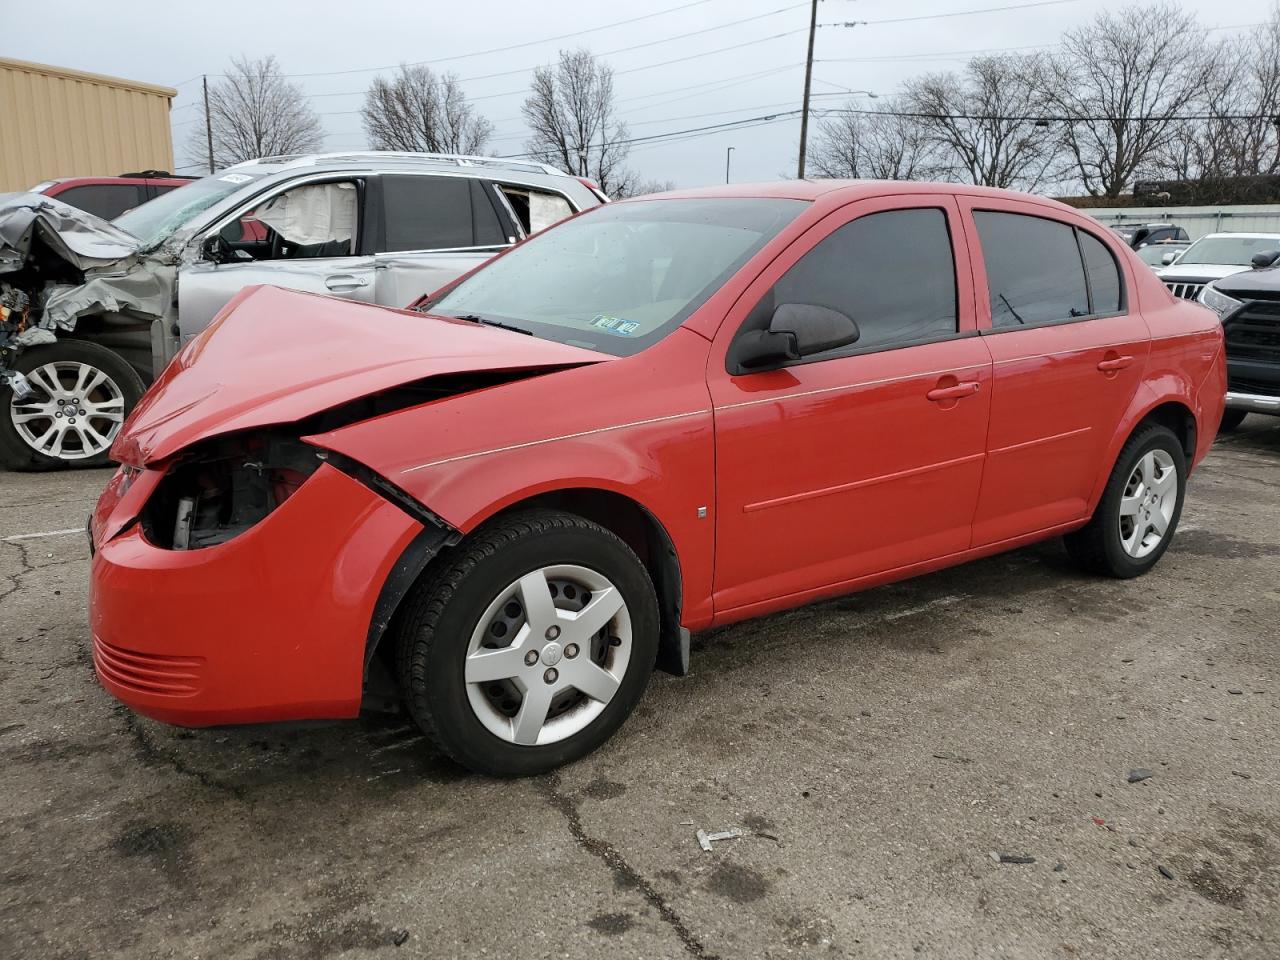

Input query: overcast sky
[5,0,1276,188]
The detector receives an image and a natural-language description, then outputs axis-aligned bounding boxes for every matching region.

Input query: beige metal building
[0,58,177,192]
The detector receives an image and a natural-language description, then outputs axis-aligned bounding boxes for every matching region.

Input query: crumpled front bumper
[89,462,423,726]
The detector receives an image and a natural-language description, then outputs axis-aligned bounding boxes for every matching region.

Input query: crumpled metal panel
[0,193,140,274]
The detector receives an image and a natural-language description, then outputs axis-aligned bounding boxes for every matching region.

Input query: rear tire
[394,509,659,777]
[1217,408,1247,434]
[0,340,142,471]
[1064,423,1186,579]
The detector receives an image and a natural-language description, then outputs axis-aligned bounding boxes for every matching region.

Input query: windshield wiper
[451,314,534,336]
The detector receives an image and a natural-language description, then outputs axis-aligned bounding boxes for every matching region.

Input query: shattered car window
[429,198,805,357]
[114,172,262,251]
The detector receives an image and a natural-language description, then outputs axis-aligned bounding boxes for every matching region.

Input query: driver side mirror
[737,303,861,371]
[201,233,231,265]
[1251,249,1280,269]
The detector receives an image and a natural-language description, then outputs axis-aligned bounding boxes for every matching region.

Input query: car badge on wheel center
[540,642,563,667]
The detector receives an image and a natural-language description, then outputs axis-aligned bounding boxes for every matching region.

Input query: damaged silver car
[0,152,604,470]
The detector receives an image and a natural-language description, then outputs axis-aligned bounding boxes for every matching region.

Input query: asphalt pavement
[2,418,1277,959]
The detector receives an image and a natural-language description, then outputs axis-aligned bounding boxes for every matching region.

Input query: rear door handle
[325,274,369,291]
[1097,354,1133,372]
[927,381,981,402]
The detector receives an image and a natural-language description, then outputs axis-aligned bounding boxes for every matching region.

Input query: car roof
[226,151,574,180]
[632,179,1087,212]
[1194,231,1280,240]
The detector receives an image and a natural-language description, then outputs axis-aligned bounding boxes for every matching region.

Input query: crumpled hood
[112,285,610,465]
[0,193,140,274]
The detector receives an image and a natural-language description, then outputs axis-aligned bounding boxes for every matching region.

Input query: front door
[177,179,375,344]
[707,196,993,617]
[957,199,1151,546]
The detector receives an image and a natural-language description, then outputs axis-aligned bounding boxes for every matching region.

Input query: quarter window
[1079,230,1122,313]
[739,208,958,361]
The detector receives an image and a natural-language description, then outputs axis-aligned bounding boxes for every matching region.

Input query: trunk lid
[113,285,610,465]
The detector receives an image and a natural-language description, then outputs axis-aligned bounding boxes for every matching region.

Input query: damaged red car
[90,181,1226,776]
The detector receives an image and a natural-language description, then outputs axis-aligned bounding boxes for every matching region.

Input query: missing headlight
[142,432,323,550]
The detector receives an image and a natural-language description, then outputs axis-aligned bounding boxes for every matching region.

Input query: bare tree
[903,55,1058,191]
[614,179,675,199]
[1156,13,1280,187]
[1041,3,1214,197]
[362,64,492,154]
[521,49,636,196]
[810,97,939,180]
[188,55,324,168]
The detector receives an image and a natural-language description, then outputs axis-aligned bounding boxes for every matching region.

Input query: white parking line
[0,528,85,543]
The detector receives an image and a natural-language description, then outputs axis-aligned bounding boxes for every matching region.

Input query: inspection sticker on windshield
[591,315,640,336]
[219,173,255,184]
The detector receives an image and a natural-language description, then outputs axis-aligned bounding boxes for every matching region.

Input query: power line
[823,0,1084,29]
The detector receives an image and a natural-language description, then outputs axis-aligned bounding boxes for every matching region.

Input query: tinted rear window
[382,175,502,251]
[53,183,145,220]
[975,211,1090,327]
[1079,231,1122,313]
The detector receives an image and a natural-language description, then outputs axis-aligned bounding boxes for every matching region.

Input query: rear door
[707,195,993,615]
[177,177,376,342]
[959,198,1150,545]
[371,175,516,307]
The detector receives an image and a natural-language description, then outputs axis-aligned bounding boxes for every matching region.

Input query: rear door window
[381,175,506,252]
[975,212,1090,328]
[53,183,146,220]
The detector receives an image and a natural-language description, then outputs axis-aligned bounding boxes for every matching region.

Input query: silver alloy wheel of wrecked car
[9,361,125,460]
[464,564,633,747]
[1118,449,1178,559]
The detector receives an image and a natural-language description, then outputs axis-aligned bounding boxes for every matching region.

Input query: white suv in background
[1156,231,1280,301]
[0,152,604,470]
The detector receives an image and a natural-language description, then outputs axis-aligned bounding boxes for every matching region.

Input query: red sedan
[89,181,1226,776]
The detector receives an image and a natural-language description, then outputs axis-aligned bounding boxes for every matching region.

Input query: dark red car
[89,181,1227,776]
[30,171,193,220]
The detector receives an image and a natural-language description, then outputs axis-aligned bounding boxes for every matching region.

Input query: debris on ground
[697,828,744,852]
[1158,865,1176,880]
[989,852,1036,864]
[1128,769,1153,784]
[1232,771,1252,779]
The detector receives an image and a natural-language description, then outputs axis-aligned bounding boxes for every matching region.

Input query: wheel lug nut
[56,399,64,406]
[524,650,538,666]
[543,668,558,684]
[564,643,579,659]
[545,625,561,640]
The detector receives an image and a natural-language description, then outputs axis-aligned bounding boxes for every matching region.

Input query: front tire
[394,509,659,777]
[1064,423,1187,579]
[0,340,143,471]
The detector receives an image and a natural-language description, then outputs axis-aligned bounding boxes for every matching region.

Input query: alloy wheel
[10,361,125,460]
[1118,448,1178,559]
[464,564,632,747]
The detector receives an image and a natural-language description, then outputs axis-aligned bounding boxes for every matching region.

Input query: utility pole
[725,146,735,183]
[200,75,213,175]
[796,0,819,179]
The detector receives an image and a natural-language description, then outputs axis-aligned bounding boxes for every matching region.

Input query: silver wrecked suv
[0,152,604,470]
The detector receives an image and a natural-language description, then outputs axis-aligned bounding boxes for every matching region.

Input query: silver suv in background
[0,152,603,470]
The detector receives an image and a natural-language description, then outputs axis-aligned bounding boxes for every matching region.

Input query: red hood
[113,285,609,465]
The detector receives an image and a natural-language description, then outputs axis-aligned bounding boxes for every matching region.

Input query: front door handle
[1097,354,1134,372]
[927,381,981,402]
[325,274,369,291]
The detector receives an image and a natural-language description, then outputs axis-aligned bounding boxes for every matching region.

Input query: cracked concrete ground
[1,419,1278,960]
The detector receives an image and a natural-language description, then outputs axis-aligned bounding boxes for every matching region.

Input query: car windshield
[427,197,806,356]
[114,171,262,250]
[1176,235,1280,266]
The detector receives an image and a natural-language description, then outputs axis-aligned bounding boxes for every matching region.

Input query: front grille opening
[141,432,323,550]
